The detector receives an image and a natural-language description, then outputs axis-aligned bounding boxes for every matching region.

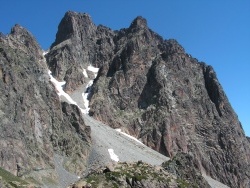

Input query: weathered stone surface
[71,159,209,188]
[46,11,115,92]
[162,153,210,188]
[47,12,250,187]
[89,17,250,188]
[0,25,91,186]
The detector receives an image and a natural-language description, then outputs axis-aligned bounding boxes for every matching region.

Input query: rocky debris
[82,114,169,173]
[47,11,250,187]
[162,153,210,188]
[70,157,210,188]
[0,25,91,187]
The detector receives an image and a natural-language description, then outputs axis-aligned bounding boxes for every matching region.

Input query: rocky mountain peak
[10,24,29,35]
[3,24,42,60]
[129,16,148,31]
[52,11,96,47]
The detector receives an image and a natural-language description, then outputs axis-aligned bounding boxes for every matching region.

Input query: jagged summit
[10,24,30,35]
[1,24,43,60]
[10,24,34,41]
[52,11,96,47]
[47,11,250,188]
[129,16,148,30]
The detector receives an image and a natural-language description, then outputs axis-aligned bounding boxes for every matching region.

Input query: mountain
[47,11,250,188]
[0,11,249,188]
[0,24,91,187]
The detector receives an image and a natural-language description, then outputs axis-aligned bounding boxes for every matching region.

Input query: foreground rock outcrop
[47,11,250,187]
[71,153,210,188]
[0,24,91,187]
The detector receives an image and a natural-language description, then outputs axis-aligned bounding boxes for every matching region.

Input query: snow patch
[45,53,90,115]
[116,129,144,145]
[48,70,77,105]
[87,65,99,77]
[87,65,99,73]
[81,65,99,114]
[83,69,88,78]
[108,149,119,162]
[43,51,48,56]
[82,80,94,114]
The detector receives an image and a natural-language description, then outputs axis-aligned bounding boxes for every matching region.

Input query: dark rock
[52,11,96,47]
[46,11,116,92]
[46,12,250,187]
[5,11,249,188]
[162,153,210,188]
[0,25,91,186]
[129,16,148,32]
[88,17,250,188]
[247,136,250,143]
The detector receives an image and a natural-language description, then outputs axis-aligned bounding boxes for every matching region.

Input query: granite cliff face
[0,24,91,186]
[47,11,250,188]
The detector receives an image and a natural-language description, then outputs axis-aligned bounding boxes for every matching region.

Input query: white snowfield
[47,61,99,114]
[87,65,99,73]
[42,51,48,56]
[83,69,88,78]
[87,65,99,77]
[48,70,77,105]
[108,149,119,162]
[81,80,94,114]
[116,128,144,145]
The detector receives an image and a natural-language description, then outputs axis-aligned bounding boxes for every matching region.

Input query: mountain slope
[47,11,250,188]
[0,24,91,187]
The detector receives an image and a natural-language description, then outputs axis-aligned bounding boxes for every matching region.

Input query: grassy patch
[177,178,192,188]
[0,167,29,187]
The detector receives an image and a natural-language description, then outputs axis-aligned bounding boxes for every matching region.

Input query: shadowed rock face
[46,11,250,187]
[0,24,91,185]
[47,11,116,92]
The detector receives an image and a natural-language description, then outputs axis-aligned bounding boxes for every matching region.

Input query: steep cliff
[47,11,250,188]
[46,11,115,92]
[0,24,91,186]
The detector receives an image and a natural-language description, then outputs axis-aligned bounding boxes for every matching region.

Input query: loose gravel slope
[83,114,170,170]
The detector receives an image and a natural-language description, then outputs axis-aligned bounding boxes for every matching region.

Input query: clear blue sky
[1,1,249,136]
